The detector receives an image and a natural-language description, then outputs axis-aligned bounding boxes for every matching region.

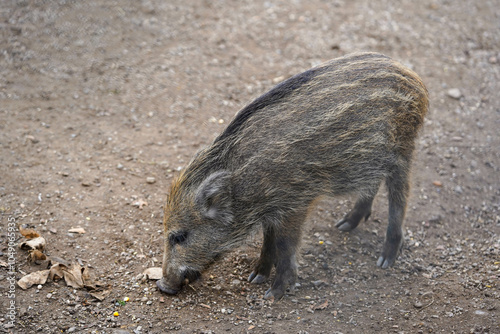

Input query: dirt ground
[1,0,499,333]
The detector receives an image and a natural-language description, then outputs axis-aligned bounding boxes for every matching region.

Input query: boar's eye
[169,231,188,245]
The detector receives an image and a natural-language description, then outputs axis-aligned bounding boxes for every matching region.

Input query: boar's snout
[156,268,201,295]
[156,277,180,295]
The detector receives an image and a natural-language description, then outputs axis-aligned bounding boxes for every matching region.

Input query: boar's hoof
[376,256,393,269]
[336,208,371,231]
[156,278,180,295]
[377,237,403,268]
[264,287,286,301]
[377,247,399,268]
[335,218,356,232]
[377,247,400,269]
[248,272,267,284]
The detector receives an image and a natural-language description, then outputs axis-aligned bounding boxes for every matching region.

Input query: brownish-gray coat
[157,52,429,300]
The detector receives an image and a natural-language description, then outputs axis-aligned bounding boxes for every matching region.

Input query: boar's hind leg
[248,225,276,284]
[335,185,380,232]
[264,212,305,301]
[377,164,410,269]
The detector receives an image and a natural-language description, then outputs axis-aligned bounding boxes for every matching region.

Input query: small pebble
[447,88,462,99]
[273,76,285,83]
[26,135,39,143]
[432,180,442,187]
[146,177,156,184]
[312,280,326,287]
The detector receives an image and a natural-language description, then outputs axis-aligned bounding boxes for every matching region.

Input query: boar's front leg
[264,212,305,301]
[248,225,276,284]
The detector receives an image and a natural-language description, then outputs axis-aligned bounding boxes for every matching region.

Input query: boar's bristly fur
[157,52,429,300]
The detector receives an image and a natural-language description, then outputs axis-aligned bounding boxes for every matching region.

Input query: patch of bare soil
[1,0,498,333]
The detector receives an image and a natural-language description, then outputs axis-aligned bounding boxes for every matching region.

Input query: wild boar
[157,52,429,300]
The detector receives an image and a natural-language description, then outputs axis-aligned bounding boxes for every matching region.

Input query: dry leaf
[132,199,148,209]
[20,236,46,251]
[49,262,97,289]
[143,267,162,280]
[49,263,67,281]
[17,270,50,289]
[61,262,85,288]
[0,259,8,267]
[82,267,96,290]
[28,249,47,262]
[19,227,40,239]
[49,256,70,267]
[17,261,98,291]
[89,289,111,301]
[68,227,86,234]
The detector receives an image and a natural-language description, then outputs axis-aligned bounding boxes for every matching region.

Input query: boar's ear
[195,170,233,223]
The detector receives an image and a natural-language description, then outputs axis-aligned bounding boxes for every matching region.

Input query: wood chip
[132,199,148,209]
[313,300,329,310]
[143,267,162,280]
[68,227,86,234]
